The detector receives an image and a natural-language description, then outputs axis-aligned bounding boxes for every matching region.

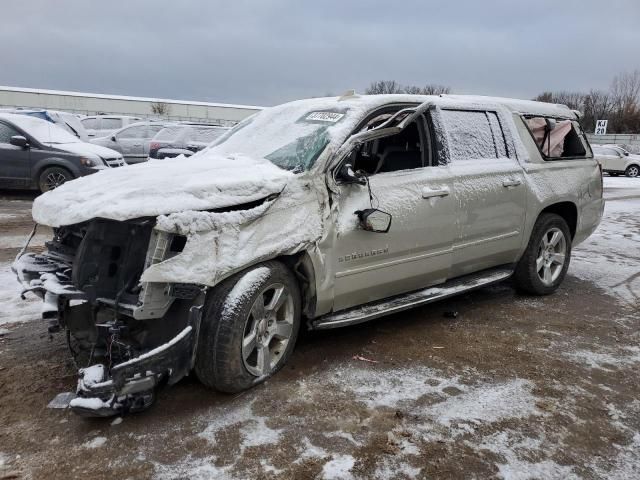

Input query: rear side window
[0,122,20,143]
[148,125,164,136]
[440,110,508,161]
[154,126,183,141]
[101,118,122,130]
[81,118,98,129]
[186,127,226,143]
[118,125,147,139]
[525,116,587,159]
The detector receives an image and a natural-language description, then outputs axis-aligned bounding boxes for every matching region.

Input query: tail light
[149,142,160,151]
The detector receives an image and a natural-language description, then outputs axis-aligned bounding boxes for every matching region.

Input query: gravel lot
[0,177,638,480]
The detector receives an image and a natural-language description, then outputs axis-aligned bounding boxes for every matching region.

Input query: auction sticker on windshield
[305,111,345,123]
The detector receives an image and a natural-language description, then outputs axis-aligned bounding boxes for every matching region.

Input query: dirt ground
[0,178,638,480]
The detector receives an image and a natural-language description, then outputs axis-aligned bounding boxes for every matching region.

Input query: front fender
[141,183,325,287]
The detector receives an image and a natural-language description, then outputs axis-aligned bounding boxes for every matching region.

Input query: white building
[0,86,262,126]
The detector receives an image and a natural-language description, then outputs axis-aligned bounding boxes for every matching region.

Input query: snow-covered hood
[32,154,294,227]
[48,141,122,159]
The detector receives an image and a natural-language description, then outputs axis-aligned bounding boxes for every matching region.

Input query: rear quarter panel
[513,115,604,249]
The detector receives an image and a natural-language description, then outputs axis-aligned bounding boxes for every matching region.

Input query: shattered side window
[524,116,587,159]
[265,126,330,172]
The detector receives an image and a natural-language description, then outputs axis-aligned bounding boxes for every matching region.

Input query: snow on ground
[0,233,48,250]
[570,194,640,307]
[82,436,107,449]
[0,264,41,326]
[154,365,545,478]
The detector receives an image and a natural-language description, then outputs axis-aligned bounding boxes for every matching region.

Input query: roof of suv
[280,94,579,121]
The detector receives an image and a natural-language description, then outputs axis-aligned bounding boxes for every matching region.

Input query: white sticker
[306,111,345,123]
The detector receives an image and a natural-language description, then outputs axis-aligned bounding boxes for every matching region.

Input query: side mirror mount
[111,135,116,142]
[10,135,29,148]
[355,208,392,233]
[337,163,367,185]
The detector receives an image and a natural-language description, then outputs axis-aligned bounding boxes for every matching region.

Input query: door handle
[502,179,522,188]
[422,187,450,199]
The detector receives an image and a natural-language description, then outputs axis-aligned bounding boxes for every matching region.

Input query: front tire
[195,261,301,393]
[514,213,572,295]
[625,165,639,178]
[38,166,73,192]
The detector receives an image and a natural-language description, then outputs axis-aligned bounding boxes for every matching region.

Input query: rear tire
[38,166,73,192]
[195,261,301,393]
[514,213,572,295]
[625,165,639,178]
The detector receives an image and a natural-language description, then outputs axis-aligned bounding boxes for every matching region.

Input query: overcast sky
[1,0,639,107]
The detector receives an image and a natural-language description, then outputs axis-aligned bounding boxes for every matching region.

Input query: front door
[329,116,456,311]
[0,121,31,188]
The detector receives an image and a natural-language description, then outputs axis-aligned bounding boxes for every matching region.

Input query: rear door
[330,114,456,311]
[437,108,527,277]
[0,121,31,188]
[115,125,148,162]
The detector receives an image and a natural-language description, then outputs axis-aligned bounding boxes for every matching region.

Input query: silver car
[14,93,603,416]
[592,144,640,177]
[81,115,143,138]
[90,122,167,164]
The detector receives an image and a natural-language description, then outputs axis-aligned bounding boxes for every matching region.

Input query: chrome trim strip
[335,247,452,278]
[452,230,520,251]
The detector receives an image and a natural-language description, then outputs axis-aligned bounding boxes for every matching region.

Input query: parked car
[0,109,90,141]
[14,94,603,416]
[81,115,143,138]
[148,123,229,159]
[90,122,168,164]
[592,144,640,177]
[0,113,125,192]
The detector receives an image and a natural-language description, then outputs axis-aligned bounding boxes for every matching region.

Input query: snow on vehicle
[13,93,604,416]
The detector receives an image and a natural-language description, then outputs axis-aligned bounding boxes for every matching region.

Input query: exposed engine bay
[14,218,205,417]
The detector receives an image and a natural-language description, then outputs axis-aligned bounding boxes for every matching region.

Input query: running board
[312,266,514,330]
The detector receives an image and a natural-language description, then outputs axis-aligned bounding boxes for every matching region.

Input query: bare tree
[610,70,640,132]
[581,90,611,132]
[420,84,451,95]
[151,102,171,116]
[403,85,423,95]
[365,80,404,94]
[534,91,584,110]
[366,81,452,95]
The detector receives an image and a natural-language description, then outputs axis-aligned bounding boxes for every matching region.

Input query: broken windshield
[208,103,350,172]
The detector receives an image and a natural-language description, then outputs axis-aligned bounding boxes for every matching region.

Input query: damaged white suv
[14,93,604,416]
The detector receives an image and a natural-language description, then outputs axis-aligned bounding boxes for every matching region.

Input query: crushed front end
[14,218,205,417]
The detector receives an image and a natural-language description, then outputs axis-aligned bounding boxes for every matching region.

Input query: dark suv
[0,113,125,192]
[148,123,229,159]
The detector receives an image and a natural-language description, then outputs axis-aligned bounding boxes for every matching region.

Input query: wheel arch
[626,163,640,174]
[538,201,578,239]
[274,251,317,320]
[33,158,79,182]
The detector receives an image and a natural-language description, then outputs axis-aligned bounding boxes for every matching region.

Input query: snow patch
[0,264,41,326]
[475,431,579,480]
[82,436,107,449]
[321,454,355,480]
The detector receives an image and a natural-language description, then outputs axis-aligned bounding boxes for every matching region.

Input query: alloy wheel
[242,282,294,377]
[536,227,567,286]
[627,166,639,177]
[45,171,68,190]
